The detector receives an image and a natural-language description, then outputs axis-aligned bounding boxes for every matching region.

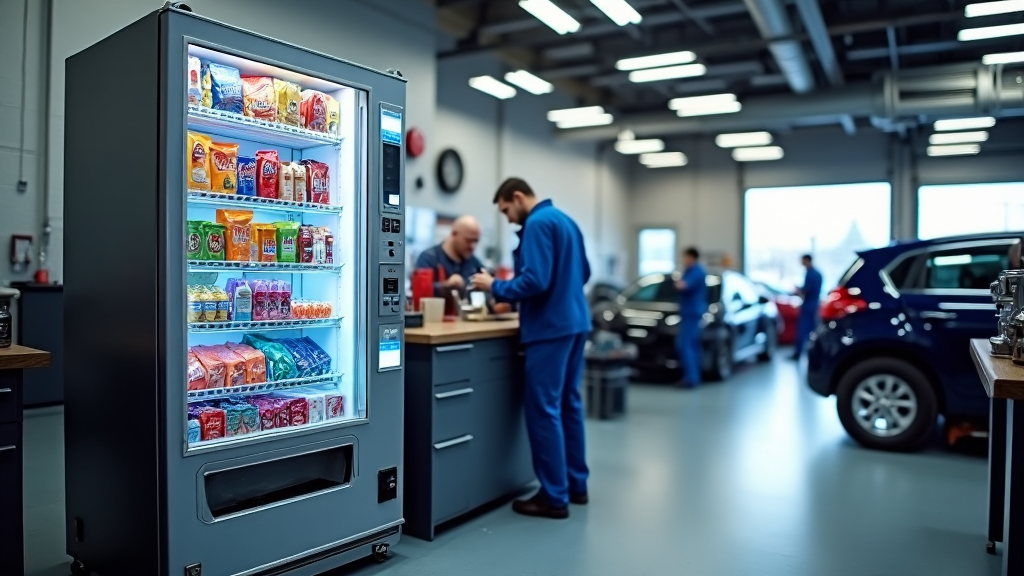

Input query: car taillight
[820,287,868,321]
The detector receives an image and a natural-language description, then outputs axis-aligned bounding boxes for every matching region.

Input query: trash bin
[583,333,637,420]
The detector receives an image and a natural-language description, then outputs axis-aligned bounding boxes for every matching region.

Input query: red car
[755,281,802,345]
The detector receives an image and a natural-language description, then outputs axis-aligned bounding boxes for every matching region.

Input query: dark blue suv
[807,232,1019,451]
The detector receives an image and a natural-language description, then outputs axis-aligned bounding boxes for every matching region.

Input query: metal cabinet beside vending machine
[63,6,406,576]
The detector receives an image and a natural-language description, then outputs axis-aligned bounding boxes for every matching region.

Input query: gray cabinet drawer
[431,343,476,385]
[0,422,22,576]
[0,382,17,424]
[431,434,474,522]
[432,382,477,443]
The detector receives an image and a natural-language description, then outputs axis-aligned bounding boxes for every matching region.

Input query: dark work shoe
[570,492,589,505]
[512,493,569,519]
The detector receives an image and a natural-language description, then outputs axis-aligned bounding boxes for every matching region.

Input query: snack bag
[196,286,217,322]
[187,351,208,391]
[200,61,213,108]
[187,221,204,260]
[242,76,277,122]
[197,407,227,440]
[325,233,334,264]
[187,56,202,106]
[209,63,243,114]
[275,222,301,263]
[280,281,292,319]
[187,418,201,444]
[300,160,330,204]
[299,226,314,263]
[186,286,202,323]
[209,142,238,193]
[291,164,307,203]
[204,345,246,388]
[213,287,231,321]
[200,222,226,261]
[243,334,298,381]
[223,403,259,437]
[277,162,294,202]
[267,280,282,321]
[281,392,325,425]
[190,346,226,389]
[300,89,327,132]
[281,396,309,427]
[223,342,267,384]
[252,224,278,263]
[187,132,212,191]
[255,150,280,199]
[274,79,301,127]
[250,280,269,321]
[325,94,340,136]
[236,155,257,196]
[216,209,254,262]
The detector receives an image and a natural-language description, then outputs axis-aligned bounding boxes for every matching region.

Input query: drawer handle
[435,388,474,400]
[436,344,474,353]
[0,445,16,452]
[0,388,11,394]
[433,434,473,450]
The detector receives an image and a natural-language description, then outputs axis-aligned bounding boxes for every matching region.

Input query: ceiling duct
[742,0,816,93]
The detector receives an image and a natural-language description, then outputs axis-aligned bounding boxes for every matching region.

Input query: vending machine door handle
[433,435,474,450]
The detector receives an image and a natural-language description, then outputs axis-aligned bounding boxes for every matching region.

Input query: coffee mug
[421,297,445,324]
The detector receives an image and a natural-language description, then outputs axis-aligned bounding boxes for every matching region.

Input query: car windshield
[621,274,722,304]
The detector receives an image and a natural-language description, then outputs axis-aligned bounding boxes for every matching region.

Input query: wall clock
[437,148,464,194]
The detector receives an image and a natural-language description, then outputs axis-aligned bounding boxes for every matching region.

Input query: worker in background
[674,247,707,389]
[471,177,591,520]
[415,215,484,297]
[793,254,823,359]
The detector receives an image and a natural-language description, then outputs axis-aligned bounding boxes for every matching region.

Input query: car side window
[923,244,1010,290]
[626,277,677,303]
[733,274,761,305]
[886,255,919,289]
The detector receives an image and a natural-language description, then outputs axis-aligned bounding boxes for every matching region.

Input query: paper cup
[421,298,445,324]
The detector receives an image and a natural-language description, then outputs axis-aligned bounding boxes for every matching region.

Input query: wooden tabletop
[0,344,51,371]
[971,338,1024,401]
[406,320,519,345]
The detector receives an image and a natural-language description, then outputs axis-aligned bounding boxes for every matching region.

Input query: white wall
[42,0,437,282]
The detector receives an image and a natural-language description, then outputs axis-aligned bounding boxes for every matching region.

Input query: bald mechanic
[471,177,591,520]
[415,215,485,297]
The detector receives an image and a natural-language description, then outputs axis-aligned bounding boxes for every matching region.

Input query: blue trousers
[523,333,590,508]
[794,310,818,356]
[675,318,703,386]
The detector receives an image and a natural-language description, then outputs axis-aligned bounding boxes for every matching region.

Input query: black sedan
[592,269,780,380]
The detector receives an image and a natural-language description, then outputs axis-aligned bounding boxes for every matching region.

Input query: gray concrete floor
[25,356,1001,576]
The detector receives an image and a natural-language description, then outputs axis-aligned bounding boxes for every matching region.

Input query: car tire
[708,331,733,381]
[835,357,938,452]
[757,320,777,363]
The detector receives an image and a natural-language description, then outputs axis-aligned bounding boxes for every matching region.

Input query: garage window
[637,228,676,276]
[918,183,1024,240]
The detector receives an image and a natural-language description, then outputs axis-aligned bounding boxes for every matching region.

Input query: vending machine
[63,5,406,576]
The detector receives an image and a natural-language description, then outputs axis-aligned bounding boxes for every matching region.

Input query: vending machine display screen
[382,143,400,209]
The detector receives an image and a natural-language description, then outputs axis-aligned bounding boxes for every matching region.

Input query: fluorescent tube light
[519,0,581,35]
[965,0,1024,17]
[615,139,665,154]
[732,146,784,161]
[983,51,1024,64]
[928,131,989,145]
[927,144,981,156]
[504,70,554,95]
[668,93,736,110]
[629,64,706,83]
[547,105,605,122]
[591,0,642,26]
[715,131,773,148]
[933,116,996,131]
[958,22,1024,41]
[468,76,517,99]
[640,152,687,167]
[677,101,742,117]
[616,51,696,71]
[555,113,614,129]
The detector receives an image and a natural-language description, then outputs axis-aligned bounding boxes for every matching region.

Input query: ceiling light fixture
[668,93,736,110]
[468,76,517,100]
[555,113,615,129]
[715,131,773,148]
[629,63,706,83]
[639,151,687,167]
[927,144,981,156]
[676,102,742,117]
[504,70,554,95]
[590,0,642,26]
[547,105,605,122]
[983,51,1024,64]
[615,51,696,71]
[615,139,666,154]
[928,131,990,145]
[519,0,581,35]
[732,146,785,162]
[958,22,1024,41]
[965,0,1024,17]
[933,116,996,131]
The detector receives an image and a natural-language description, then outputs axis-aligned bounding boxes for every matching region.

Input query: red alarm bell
[406,127,425,158]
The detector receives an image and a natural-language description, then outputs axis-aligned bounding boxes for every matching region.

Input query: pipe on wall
[742,0,816,94]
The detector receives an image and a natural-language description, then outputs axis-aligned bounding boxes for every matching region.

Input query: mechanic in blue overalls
[675,247,707,389]
[793,253,823,359]
[471,177,591,520]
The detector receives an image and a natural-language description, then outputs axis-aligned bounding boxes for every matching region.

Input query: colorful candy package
[209,63,243,114]
[236,155,257,196]
[190,346,226,389]
[200,222,226,261]
[216,209,253,262]
[300,89,327,132]
[242,76,277,122]
[209,142,238,193]
[187,351,208,391]
[187,56,202,106]
[223,342,267,384]
[242,334,298,381]
[187,131,212,191]
[223,402,259,437]
[275,222,301,263]
[299,160,330,204]
[280,396,310,427]
[187,418,201,444]
[197,407,227,441]
[274,79,301,127]
[256,150,280,199]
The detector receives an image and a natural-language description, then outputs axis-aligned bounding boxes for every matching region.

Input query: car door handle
[921,311,957,320]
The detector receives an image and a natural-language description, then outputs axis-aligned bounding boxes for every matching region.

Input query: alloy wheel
[851,374,919,438]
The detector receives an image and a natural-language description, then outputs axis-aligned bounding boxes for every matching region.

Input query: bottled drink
[0,301,11,348]
[233,281,253,322]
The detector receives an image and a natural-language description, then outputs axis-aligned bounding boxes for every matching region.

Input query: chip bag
[187,56,202,106]
[253,224,278,263]
[209,63,243,114]
[187,131,212,191]
[204,345,246,388]
[300,89,327,132]
[190,346,226,389]
[200,222,226,261]
[223,342,268,384]
[216,209,254,261]
[292,164,307,203]
[300,160,330,204]
[187,351,208,390]
[236,156,256,196]
[187,221,204,260]
[242,76,277,122]
[325,94,340,136]
[275,222,301,263]
[209,142,238,193]
[256,150,280,199]
[242,334,298,381]
[278,162,295,202]
[274,79,301,127]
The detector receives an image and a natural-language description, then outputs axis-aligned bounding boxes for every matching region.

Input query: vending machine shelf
[188,260,343,273]
[187,104,343,149]
[187,372,344,402]
[188,317,342,333]
[187,190,342,214]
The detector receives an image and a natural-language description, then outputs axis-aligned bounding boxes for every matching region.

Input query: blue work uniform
[795,266,823,356]
[675,263,707,387]
[415,243,485,297]
[492,199,591,508]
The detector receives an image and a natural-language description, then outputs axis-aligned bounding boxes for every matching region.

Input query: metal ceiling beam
[794,0,844,87]
[886,26,900,70]
[665,0,716,35]
[743,0,816,93]
[847,40,976,61]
